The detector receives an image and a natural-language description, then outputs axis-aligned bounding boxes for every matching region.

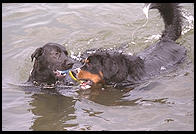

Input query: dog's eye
[85,59,90,63]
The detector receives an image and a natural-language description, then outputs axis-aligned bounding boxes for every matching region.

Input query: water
[2,3,194,131]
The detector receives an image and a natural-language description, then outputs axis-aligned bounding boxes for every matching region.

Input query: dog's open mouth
[53,70,93,89]
[70,71,93,89]
[53,70,66,77]
[79,79,93,89]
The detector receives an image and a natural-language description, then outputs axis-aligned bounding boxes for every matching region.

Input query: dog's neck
[126,56,146,82]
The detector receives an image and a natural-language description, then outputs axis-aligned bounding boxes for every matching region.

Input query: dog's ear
[102,57,118,80]
[31,47,43,62]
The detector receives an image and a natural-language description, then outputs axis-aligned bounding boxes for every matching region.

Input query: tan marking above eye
[85,59,90,63]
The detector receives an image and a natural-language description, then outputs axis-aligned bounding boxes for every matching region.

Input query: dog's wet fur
[76,3,186,88]
[28,43,74,86]
[28,3,186,89]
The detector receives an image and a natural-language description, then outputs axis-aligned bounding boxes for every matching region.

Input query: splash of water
[131,4,150,45]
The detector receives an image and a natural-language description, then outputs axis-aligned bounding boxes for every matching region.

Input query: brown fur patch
[77,70,104,84]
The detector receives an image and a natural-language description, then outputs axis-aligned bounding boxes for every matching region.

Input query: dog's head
[76,53,129,88]
[28,43,74,85]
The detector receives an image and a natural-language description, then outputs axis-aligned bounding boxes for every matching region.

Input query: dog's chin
[79,79,103,90]
[79,79,93,89]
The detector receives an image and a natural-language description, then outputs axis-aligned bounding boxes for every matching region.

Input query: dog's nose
[64,59,74,67]
[67,62,74,67]
[66,58,74,67]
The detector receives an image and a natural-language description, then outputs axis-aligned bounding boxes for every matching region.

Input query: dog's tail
[147,3,183,41]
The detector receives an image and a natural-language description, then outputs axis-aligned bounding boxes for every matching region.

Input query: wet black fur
[79,3,186,88]
[28,43,74,85]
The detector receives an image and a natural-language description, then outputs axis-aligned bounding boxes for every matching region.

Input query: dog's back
[137,40,186,78]
[137,3,186,78]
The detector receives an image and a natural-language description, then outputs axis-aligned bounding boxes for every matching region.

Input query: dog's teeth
[80,84,91,90]
[77,68,81,73]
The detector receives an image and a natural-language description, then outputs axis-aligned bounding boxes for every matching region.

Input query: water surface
[2,3,194,131]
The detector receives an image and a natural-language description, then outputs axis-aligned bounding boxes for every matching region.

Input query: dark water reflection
[27,87,135,130]
[29,93,77,130]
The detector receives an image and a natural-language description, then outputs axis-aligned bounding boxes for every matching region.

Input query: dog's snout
[66,58,74,66]
[63,59,74,67]
[67,62,74,67]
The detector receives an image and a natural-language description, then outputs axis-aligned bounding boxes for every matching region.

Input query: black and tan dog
[75,3,186,88]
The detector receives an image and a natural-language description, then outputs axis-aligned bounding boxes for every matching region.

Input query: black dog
[76,3,187,88]
[28,43,75,87]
